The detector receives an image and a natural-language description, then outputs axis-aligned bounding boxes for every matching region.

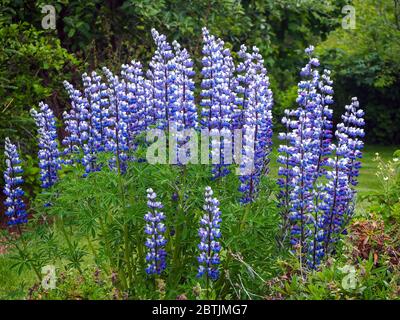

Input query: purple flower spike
[197,186,222,281]
[31,102,61,189]
[144,188,167,275]
[3,138,27,226]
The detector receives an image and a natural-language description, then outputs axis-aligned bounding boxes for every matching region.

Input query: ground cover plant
[1,24,400,301]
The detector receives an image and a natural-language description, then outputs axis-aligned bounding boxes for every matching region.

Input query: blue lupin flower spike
[238,45,274,204]
[102,67,130,174]
[63,80,88,149]
[61,108,80,165]
[167,40,199,164]
[197,186,222,281]
[149,29,176,130]
[277,46,323,266]
[81,72,102,175]
[31,102,61,189]
[323,97,364,252]
[200,28,234,178]
[121,60,147,148]
[172,40,198,130]
[3,138,27,226]
[144,188,167,275]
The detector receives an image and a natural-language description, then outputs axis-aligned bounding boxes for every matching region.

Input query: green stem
[58,216,83,275]
[99,216,113,268]
[240,205,250,231]
[86,235,97,262]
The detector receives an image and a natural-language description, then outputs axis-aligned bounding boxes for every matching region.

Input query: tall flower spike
[149,29,176,130]
[238,46,274,204]
[172,40,198,130]
[61,108,79,165]
[3,138,27,226]
[277,46,322,264]
[323,97,365,252]
[31,102,61,189]
[144,188,167,275]
[200,28,234,178]
[197,186,222,281]
[305,68,335,267]
[63,80,89,148]
[81,72,102,175]
[121,60,147,147]
[102,67,130,174]
[168,40,198,164]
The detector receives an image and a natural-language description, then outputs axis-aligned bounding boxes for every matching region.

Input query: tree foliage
[318,0,400,144]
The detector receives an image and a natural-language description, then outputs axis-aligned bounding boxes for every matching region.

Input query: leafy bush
[0,22,81,188]
[317,0,400,144]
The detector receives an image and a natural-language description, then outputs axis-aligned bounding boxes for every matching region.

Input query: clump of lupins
[144,188,167,275]
[2,27,367,278]
[277,46,365,268]
[197,186,222,281]
[3,138,27,226]
[31,102,61,189]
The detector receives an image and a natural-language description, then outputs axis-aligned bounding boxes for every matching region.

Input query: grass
[0,254,36,299]
[358,144,399,196]
[269,141,398,195]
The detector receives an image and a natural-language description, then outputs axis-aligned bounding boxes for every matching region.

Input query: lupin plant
[149,29,176,130]
[277,46,365,268]
[169,40,198,164]
[121,60,147,147]
[323,97,365,252]
[277,46,323,260]
[63,80,89,148]
[102,67,130,174]
[237,45,274,204]
[31,102,61,189]
[197,186,222,282]
[200,28,234,178]
[81,72,102,175]
[3,138,27,226]
[172,40,198,130]
[144,188,167,275]
[61,108,79,165]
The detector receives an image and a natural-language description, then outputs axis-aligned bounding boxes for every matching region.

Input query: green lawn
[358,144,398,196]
[269,141,399,196]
